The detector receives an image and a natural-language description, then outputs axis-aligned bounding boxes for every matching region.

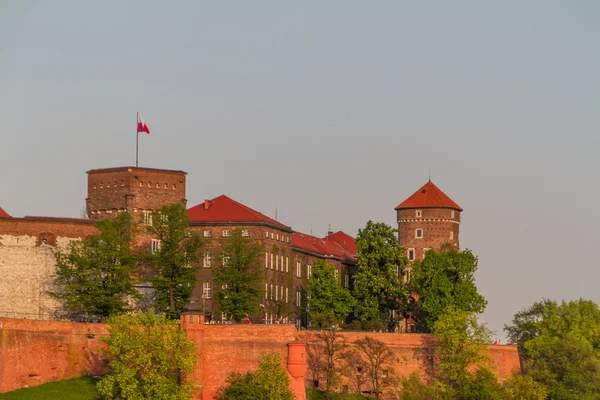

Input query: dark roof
[325,231,357,255]
[395,181,462,211]
[187,195,291,231]
[0,207,11,218]
[86,166,187,175]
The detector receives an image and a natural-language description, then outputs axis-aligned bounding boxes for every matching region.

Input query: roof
[187,195,291,231]
[292,231,356,263]
[325,231,357,255]
[86,166,187,175]
[395,180,462,211]
[0,207,11,218]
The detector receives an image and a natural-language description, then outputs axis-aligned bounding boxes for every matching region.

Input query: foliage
[410,245,487,333]
[501,374,548,400]
[505,298,600,399]
[49,212,140,321]
[145,203,203,319]
[97,309,196,400]
[213,227,264,321]
[458,367,503,400]
[307,390,369,399]
[353,336,397,399]
[353,221,407,330]
[218,353,295,400]
[397,373,450,400]
[305,261,356,323]
[433,308,493,390]
[306,328,349,395]
[2,376,100,400]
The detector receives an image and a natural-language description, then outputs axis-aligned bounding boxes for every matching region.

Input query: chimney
[204,199,211,210]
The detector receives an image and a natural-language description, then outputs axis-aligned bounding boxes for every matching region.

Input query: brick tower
[85,166,187,220]
[395,180,462,263]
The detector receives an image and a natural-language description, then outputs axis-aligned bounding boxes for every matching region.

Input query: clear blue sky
[1,1,599,339]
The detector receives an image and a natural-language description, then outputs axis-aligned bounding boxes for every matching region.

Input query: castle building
[0,165,461,328]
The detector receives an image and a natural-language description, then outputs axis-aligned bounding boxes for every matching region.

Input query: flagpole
[136,112,139,167]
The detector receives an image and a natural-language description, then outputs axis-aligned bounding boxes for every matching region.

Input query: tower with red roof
[395,180,462,263]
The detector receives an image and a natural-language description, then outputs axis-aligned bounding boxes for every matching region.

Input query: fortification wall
[0,219,96,320]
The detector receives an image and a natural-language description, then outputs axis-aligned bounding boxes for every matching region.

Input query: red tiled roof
[325,231,357,255]
[0,207,11,218]
[395,181,462,211]
[187,195,291,231]
[292,231,356,263]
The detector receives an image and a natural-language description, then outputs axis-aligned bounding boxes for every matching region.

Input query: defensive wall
[0,318,521,397]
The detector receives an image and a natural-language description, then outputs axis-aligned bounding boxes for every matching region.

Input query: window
[265,231,269,238]
[423,248,431,259]
[275,285,279,301]
[408,248,415,261]
[203,230,212,237]
[143,211,153,226]
[222,230,231,237]
[276,254,279,270]
[406,269,411,283]
[276,234,279,241]
[265,252,269,269]
[151,239,161,253]
[296,262,301,278]
[450,231,454,241]
[265,283,268,299]
[415,229,423,238]
[296,291,301,307]
[203,251,212,268]
[270,284,274,300]
[271,253,274,269]
[281,256,284,271]
[222,255,230,267]
[271,232,274,239]
[202,282,212,299]
[416,210,422,218]
[286,287,289,303]
[242,229,250,237]
[345,273,350,288]
[286,237,289,243]
[451,210,455,219]
[307,264,312,277]
[335,269,339,279]
[286,257,289,272]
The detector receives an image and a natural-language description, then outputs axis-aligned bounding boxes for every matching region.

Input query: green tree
[353,221,407,330]
[410,245,487,333]
[219,353,295,400]
[213,228,264,322]
[433,308,493,391]
[97,309,196,400]
[49,212,140,320]
[501,374,548,400]
[145,203,203,319]
[305,261,356,323]
[353,336,397,399]
[306,327,349,397]
[505,298,600,400]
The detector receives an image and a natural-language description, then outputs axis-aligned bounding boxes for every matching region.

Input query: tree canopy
[353,221,407,330]
[410,245,487,333]
[97,309,197,400]
[49,212,140,320]
[145,203,203,319]
[213,227,264,322]
[305,260,356,323]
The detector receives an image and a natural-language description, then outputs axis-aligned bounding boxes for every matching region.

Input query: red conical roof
[0,206,11,218]
[395,181,462,211]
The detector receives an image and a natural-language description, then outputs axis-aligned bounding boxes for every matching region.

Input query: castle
[0,165,463,329]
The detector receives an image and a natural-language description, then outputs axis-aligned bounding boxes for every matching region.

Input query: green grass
[307,389,370,400]
[1,376,100,400]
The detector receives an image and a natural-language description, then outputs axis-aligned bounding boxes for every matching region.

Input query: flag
[137,113,150,134]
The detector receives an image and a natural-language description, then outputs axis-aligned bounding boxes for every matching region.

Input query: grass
[1,376,100,400]
[307,389,370,400]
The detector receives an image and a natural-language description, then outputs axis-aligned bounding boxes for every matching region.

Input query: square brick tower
[85,166,187,220]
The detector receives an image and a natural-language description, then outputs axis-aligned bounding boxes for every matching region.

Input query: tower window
[416,210,422,218]
[451,210,455,219]
[415,229,423,238]
[408,248,415,261]
[450,231,454,240]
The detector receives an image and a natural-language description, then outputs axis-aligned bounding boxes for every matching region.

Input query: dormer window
[416,210,422,218]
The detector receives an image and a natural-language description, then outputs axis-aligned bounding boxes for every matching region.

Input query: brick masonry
[0,318,520,396]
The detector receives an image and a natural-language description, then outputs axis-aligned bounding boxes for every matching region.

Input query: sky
[1,1,599,340]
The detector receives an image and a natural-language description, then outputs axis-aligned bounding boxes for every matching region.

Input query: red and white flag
[137,113,150,134]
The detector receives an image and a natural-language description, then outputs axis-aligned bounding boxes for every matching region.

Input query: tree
[145,203,203,319]
[305,261,356,323]
[501,374,548,400]
[353,336,397,399]
[213,228,264,322]
[306,327,349,396]
[433,308,493,390]
[505,298,600,399]
[410,245,487,333]
[97,309,196,400]
[219,353,295,400]
[353,221,407,330]
[49,212,140,320]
